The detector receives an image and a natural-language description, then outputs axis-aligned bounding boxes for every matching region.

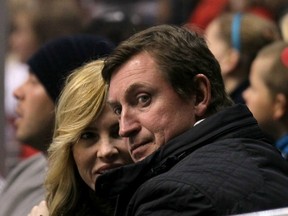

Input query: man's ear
[221,48,240,76]
[192,74,211,117]
[273,93,287,120]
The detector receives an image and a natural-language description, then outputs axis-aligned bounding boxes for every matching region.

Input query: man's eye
[113,106,122,116]
[137,94,151,106]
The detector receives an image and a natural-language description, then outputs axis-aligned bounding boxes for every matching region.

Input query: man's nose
[119,108,141,138]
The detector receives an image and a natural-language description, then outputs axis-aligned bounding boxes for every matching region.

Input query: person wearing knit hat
[27,35,114,103]
[0,35,114,216]
[14,34,114,152]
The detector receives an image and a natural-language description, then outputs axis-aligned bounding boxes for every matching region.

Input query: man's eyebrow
[125,83,146,94]
[108,83,146,106]
[107,100,119,108]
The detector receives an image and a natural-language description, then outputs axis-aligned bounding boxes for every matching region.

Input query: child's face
[243,57,276,127]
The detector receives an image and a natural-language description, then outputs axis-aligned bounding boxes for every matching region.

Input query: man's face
[13,73,55,150]
[108,52,197,162]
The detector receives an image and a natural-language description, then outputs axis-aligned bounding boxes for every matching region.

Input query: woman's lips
[96,163,123,174]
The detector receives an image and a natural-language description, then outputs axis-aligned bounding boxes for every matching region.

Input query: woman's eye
[76,130,99,147]
[137,94,151,106]
[80,131,97,140]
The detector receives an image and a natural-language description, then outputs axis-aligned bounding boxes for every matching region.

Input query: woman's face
[205,19,231,75]
[72,105,133,191]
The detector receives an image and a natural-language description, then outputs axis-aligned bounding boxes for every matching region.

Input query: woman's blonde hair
[45,59,107,216]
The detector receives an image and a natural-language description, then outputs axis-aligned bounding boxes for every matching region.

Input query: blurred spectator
[243,41,288,159]
[205,12,280,104]
[8,0,84,63]
[279,8,288,42]
[228,0,273,20]
[5,0,85,172]
[188,0,229,30]
[185,0,283,31]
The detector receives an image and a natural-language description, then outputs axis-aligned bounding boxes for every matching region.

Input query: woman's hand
[27,200,49,216]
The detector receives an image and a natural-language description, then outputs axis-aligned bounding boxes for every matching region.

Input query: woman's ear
[221,48,240,76]
[273,93,287,120]
[192,74,211,117]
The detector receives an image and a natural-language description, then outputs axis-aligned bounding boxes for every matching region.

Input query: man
[0,35,114,216]
[96,24,288,215]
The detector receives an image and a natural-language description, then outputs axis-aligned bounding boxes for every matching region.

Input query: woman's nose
[97,140,117,161]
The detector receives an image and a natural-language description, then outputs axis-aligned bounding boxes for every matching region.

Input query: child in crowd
[243,41,288,159]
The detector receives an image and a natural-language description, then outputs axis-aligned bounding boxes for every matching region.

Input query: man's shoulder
[0,154,46,216]
[133,138,288,215]
[5,153,47,179]
[156,137,287,185]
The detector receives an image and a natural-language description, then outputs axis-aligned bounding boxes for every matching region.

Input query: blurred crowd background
[1,0,288,178]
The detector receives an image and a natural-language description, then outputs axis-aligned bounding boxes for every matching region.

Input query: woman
[28,60,133,216]
[205,12,279,104]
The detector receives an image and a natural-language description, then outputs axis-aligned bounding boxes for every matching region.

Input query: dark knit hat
[27,34,114,103]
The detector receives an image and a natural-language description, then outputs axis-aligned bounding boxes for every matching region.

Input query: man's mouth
[130,141,148,153]
[130,141,152,161]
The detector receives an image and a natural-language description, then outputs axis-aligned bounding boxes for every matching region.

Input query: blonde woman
[28,60,133,216]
